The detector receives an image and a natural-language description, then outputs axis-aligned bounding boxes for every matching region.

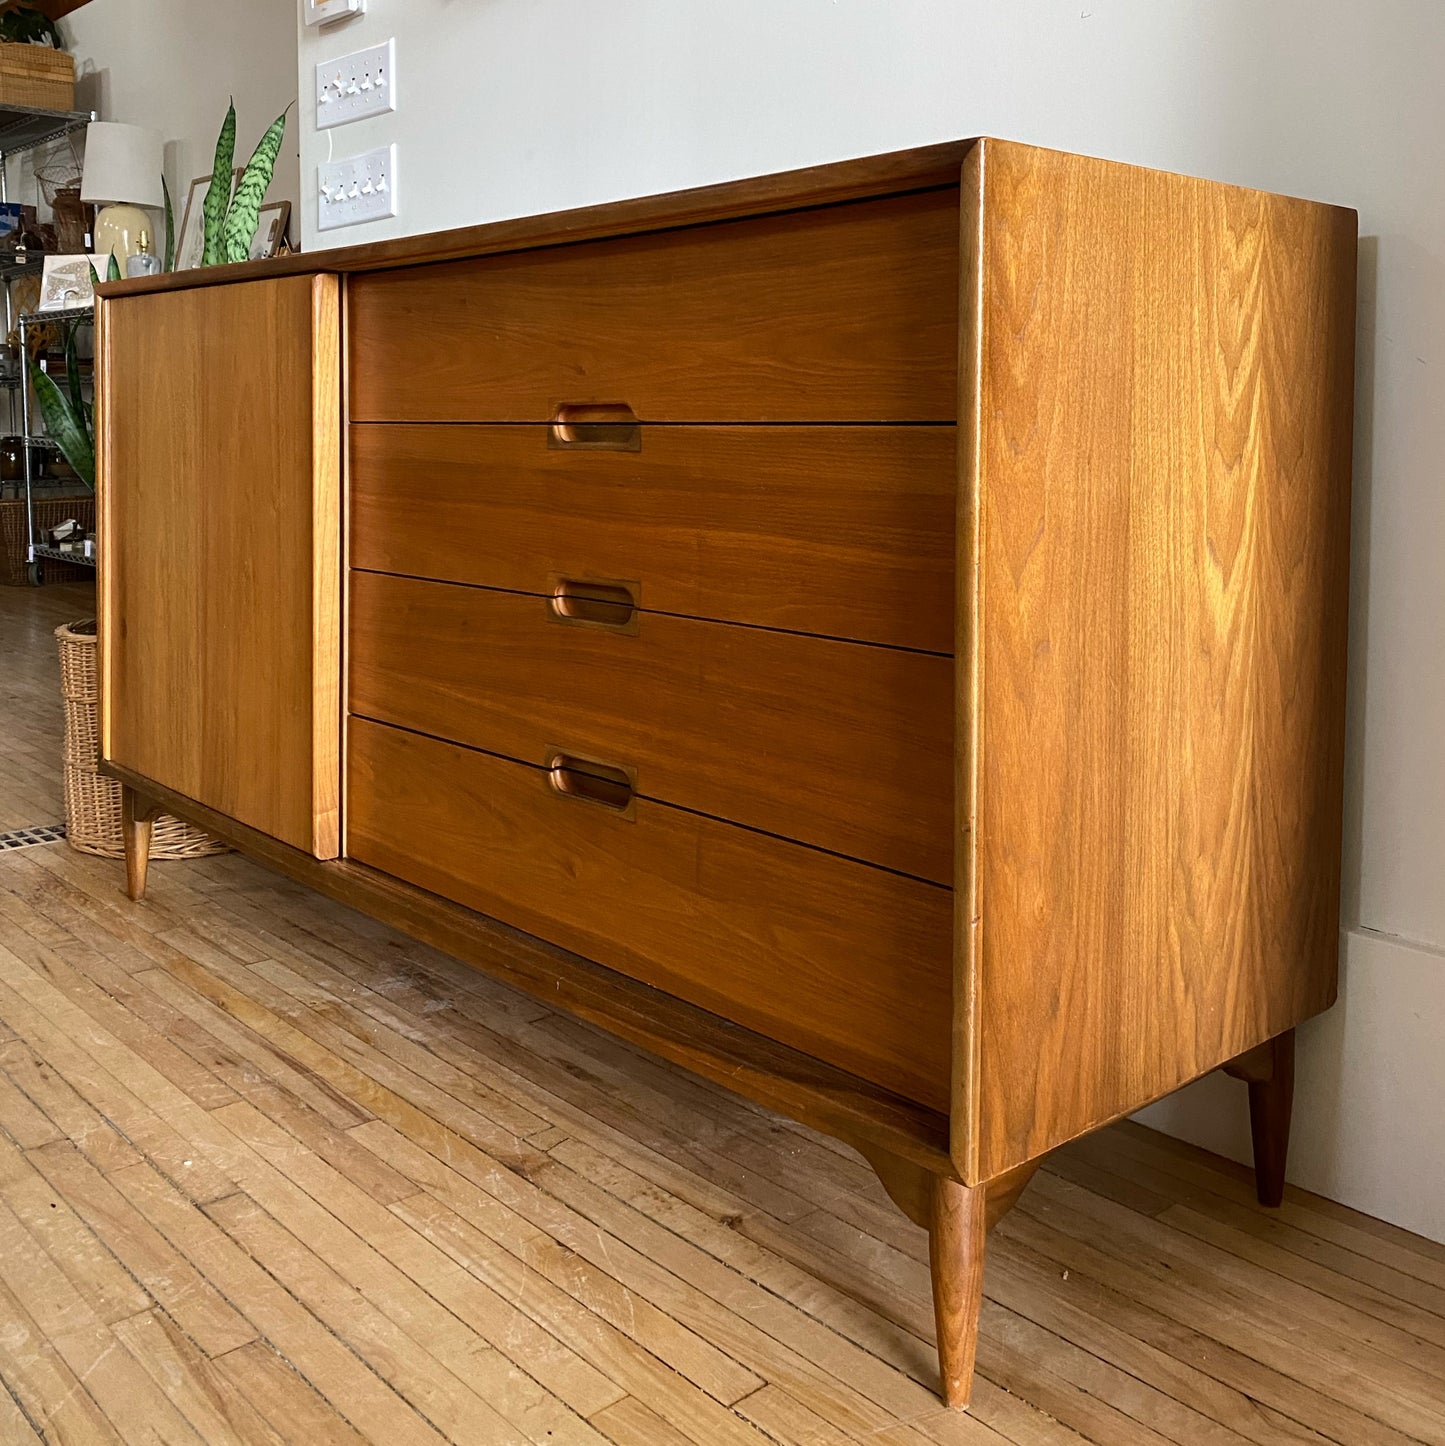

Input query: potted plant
[28,316,92,487]
[196,99,292,266]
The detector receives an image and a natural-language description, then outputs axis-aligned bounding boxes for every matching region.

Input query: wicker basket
[1,491,94,585]
[55,620,228,861]
[0,43,75,112]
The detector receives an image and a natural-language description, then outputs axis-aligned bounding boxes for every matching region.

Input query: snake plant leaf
[29,359,94,488]
[202,99,236,266]
[64,322,83,420]
[162,173,175,271]
[107,252,121,282]
[221,105,290,264]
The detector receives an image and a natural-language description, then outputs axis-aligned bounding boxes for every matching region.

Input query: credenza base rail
[113,768,1297,1410]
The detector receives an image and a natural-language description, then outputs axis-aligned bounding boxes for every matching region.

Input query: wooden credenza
[97,138,1357,1408]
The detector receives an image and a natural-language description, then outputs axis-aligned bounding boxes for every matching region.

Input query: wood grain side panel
[348,190,960,423]
[346,717,954,1110]
[971,141,1356,1180]
[349,423,957,654]
[348,571,954,883]
[101,277,342,856]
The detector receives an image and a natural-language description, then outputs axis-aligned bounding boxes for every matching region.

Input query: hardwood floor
[0,580,94,832]
[2,581,1444,1445]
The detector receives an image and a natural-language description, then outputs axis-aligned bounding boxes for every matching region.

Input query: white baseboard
[1135,925,1445,1244]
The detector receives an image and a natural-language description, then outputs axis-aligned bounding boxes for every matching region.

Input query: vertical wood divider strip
[310,275,343,860]
[337,275,351,861]
[96,294,114,761]
[952,142,987,1184]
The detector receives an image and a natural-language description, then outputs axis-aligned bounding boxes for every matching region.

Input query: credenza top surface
[96,134,1355,303]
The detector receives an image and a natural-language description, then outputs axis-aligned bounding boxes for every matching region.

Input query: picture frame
[37,253,111,311]
[175,167,244,270]
[250,199,291,260]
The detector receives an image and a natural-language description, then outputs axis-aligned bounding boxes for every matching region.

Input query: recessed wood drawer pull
[548,578,638,631]
[548,402,642,452]
[546,752,635,812]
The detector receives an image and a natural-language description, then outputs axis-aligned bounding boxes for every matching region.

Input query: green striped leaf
[29,359,94,489]
[162,173,175,271]
[202,99,236,266]
[64,322,83,419]
[221,106,290,264]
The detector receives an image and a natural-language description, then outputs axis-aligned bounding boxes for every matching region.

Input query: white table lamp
[81,122,164,270]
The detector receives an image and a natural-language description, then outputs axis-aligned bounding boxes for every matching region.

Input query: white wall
[41,0,299,249]
[296,2,1445,1240]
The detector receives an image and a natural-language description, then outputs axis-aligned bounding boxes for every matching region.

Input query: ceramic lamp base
[92,203,151,271]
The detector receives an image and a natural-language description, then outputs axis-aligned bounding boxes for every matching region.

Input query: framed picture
[175,167,244,270]
[38,254,111,311]
[250,199,291,260]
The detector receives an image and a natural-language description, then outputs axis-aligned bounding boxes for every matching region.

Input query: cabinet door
[99,275,341,858]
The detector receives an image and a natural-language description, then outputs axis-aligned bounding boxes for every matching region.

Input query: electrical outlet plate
[317,143,397,230]
[316,37,395,129]
[304,0,364,27]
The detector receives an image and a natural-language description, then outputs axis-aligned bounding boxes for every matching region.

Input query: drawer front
[347,717,952,1109]
[348,189,960,423]
[349,571,953,884]
[350,423,956,655]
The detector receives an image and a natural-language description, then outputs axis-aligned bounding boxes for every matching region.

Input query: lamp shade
[80,122,164,208]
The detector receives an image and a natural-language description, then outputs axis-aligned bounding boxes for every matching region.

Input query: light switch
[317,144,397,230]
[315,38,396,130]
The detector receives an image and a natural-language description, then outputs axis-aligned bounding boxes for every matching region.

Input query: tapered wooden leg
[121,786,160,902]
[1223,1028,1295,1208]
[1248,1031,1295,1207]
[929,1174,987,1410]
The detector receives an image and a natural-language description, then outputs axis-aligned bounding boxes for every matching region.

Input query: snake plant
[28,321,93,488]
[200,100,291,267]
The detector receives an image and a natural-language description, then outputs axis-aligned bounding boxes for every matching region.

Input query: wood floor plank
[110,1309,285,1446]
[202,1101,628,1440]
[0,1192,206,1443]
[0,1035,143,1175]
[0,1378,43,1445]
[1159,1202,1445,1347]
[365,1121,770,1403]
[1006,1198,1430,1446]
[0,579,93,832]
[1080,1124,1445,1284]
[103,1164,451,1446]
[209,1340,371,1446]
[0,1132,149,1328]
[0,956,235,1202]
[589,1394,706,1446]
[26,1140,258,1357]
[392,1188,788,1446]
[206,1191,544,1446]
[1022,1171,1445,1438]
[0,1271,122,1446]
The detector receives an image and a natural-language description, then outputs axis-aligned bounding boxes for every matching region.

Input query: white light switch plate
[304,0,364,27]
[316,37,395,129]
[317,144,397,230]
